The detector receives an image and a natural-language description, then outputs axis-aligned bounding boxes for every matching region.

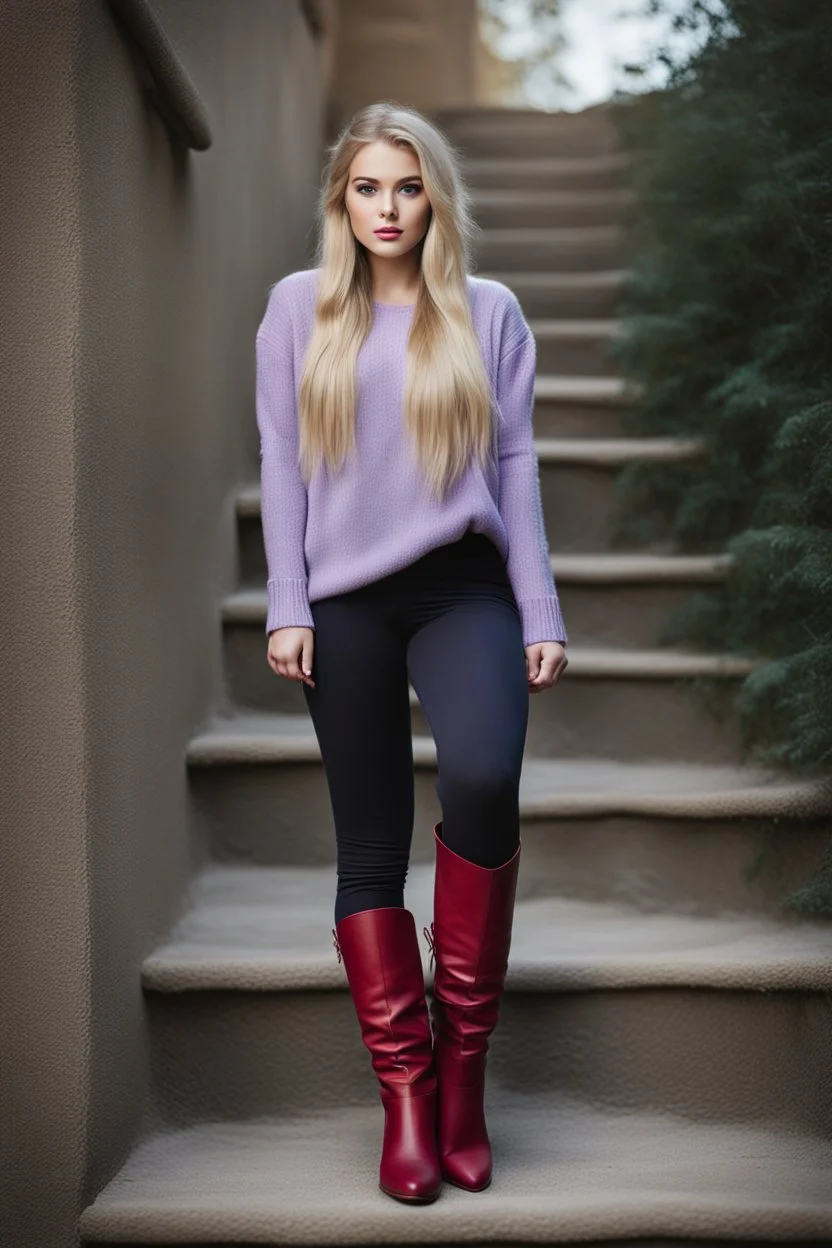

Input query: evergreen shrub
[612,0,832,912]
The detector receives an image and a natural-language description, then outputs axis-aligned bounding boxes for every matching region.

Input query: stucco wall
[329,0,479,128]
[0,3,325,1244]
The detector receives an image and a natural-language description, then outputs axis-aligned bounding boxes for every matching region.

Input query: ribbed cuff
[265,578,315,634]
[517,596,568,649]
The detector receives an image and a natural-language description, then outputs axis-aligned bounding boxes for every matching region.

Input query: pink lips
[375,228,402,237]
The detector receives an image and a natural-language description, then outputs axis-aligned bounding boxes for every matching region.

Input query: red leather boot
[333,905,443,1203]
[423,820,520,1191]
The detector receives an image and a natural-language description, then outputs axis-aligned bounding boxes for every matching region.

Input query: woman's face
[345,140,431,258]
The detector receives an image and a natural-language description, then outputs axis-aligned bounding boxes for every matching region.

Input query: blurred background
[2,3,831,1247]
[480,0,705,108]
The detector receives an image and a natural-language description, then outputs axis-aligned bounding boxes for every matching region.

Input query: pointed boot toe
[436,1075,493,1190]
[442,1147,492,1192]
[379,1087,443,1202]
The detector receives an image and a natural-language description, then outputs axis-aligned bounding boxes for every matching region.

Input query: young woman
[255,100,568,1205]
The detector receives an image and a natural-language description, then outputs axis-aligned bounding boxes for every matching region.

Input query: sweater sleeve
[255,285,315,635]
[495,307,568,650]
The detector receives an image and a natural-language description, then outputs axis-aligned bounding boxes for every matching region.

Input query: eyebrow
[350,175,423,185]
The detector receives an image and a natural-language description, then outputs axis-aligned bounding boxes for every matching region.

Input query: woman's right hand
[267,626,315,688]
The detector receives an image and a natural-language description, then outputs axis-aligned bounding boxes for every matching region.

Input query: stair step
[535,375,631,404]
[472,189,635,229]
[436,102,619,139]
[479,269,626,316]
[535,435,703,463]
[143,862,832,994]
[78,1102,832,1243]
[135,865,831,1131]
[531,322,623,380]
[481,227,623,242]
[531,317,621,339]
[217,629,754,763]
[462,646,756,677]
[227,552,732,614]
[463,152,631,193]
[187,719,832,818]
[184,729,832,910]
[437,112,621,159]
[549,552,733,581]
[473,189,633,207]
[477,226,628,272]
[226,550,733,641]
[221,597,753,677]
[239,435,707,562]
[235,436,699,523]
[227,595,748,668]
[225,555,735,672]
[534,443,707,554]
[516,755,832,819]
[242,435,696,534]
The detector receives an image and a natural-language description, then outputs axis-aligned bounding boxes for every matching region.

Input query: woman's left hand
[525,641,567,693]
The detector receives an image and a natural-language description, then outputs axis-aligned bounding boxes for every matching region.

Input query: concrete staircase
[79,105,832,1245]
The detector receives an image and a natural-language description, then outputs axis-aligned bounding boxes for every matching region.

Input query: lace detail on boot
[422,922,436,972]
[422,923,439,1039]
[332,927,342,964]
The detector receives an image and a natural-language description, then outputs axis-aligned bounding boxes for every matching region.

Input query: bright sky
[490,0,711,110]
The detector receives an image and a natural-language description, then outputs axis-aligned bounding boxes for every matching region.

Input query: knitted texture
[255,268,568,649]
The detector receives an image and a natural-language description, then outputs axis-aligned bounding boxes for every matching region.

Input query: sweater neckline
[373,299,416,311]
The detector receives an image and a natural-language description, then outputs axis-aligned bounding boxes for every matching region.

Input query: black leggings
[302,531,530,925]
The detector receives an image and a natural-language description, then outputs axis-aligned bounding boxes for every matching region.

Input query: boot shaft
[334,905,436,1093]
[428,822,521,1051]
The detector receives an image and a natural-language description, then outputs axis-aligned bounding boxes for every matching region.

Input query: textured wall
[329,0,479,128]
[0,2,324,1244]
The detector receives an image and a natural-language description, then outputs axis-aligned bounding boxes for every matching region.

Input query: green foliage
[612,0,832,912]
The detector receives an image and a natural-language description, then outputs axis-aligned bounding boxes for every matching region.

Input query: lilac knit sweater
[255,267,568,649]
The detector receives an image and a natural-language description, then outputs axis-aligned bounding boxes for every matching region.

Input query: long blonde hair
[296,100,496,500]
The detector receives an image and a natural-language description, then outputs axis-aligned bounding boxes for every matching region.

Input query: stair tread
[225,552,734,600]
[236,435,697,518]
[548,551,733,579]
[535,375,628,401]
[437,104,618,126]
[141,861,832,993]
[237,436,706,521]
[529,318,621,337]
[78,1100,832,1243]
[481,267,626,287]
[236,437,701,515]
[534,435,703,461]
[217,601,756,673]
[480,225,623,241]
[464,152,631,174]
[186,719,832,817]
[474,189,635,207]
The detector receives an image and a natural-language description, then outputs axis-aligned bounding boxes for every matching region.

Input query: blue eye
[356,184,422,195]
